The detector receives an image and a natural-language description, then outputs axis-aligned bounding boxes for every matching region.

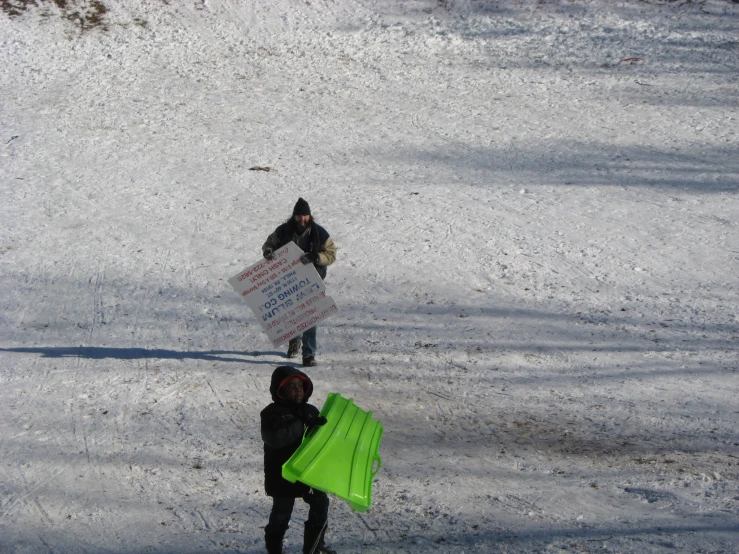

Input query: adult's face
[294,214,310,231]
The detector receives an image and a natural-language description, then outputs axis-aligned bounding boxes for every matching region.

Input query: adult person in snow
[260,366,335,554]
[262,198,337,367]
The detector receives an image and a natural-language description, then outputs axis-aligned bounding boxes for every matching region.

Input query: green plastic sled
[282,393,383,512]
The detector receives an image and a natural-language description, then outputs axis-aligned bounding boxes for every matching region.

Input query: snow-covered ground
[1,1,738,552]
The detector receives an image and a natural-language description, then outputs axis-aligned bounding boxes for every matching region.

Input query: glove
[294,404,326,428]
[264,248,275,260]
[294,403,317,423]
[300,251,318,265]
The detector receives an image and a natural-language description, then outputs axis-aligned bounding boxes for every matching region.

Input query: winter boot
[302,356,317,367]
[317,542,336,554]
[265,527,287,554]
[287,338,301,359]
[303,521,335,554]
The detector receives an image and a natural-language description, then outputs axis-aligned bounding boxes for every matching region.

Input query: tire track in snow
[32,496,53,527]
[89,268,106,343]
[1,465,67,519]
[3,256,118,528]
[206,377,239,429]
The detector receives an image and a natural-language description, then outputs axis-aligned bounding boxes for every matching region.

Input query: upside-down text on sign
[228,242,339,346]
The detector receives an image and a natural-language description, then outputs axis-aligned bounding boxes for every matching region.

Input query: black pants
[265,490,329,537]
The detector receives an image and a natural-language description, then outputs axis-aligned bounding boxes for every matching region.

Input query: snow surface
[1,0,738,552]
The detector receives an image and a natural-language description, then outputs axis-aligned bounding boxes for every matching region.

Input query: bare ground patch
[1,0,109,31]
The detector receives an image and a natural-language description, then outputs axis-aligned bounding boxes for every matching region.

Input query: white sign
[228,242,339,347]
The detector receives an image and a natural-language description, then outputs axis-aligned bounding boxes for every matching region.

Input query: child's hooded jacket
[260,366,320,497]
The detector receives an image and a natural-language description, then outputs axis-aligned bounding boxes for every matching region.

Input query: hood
[269,365,314,404]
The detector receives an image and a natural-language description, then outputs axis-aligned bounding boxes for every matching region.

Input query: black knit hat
[293,197,311,216]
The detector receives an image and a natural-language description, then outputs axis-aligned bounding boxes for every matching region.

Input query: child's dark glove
[293,403,316,422]
[300,414,327,433]
[300,251,318,265]
[264,248,275,260]
[294,404,326,428]
[309,416,328,429]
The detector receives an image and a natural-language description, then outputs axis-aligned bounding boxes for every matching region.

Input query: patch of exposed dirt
[1,0,109,31]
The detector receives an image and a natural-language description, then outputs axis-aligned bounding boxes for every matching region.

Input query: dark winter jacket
[260,366,320,498]
[262,219,337,280]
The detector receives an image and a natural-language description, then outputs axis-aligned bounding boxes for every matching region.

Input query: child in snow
[260,366,335,554]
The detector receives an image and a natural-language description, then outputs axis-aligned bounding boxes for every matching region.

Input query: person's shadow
[0,346,286,363]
